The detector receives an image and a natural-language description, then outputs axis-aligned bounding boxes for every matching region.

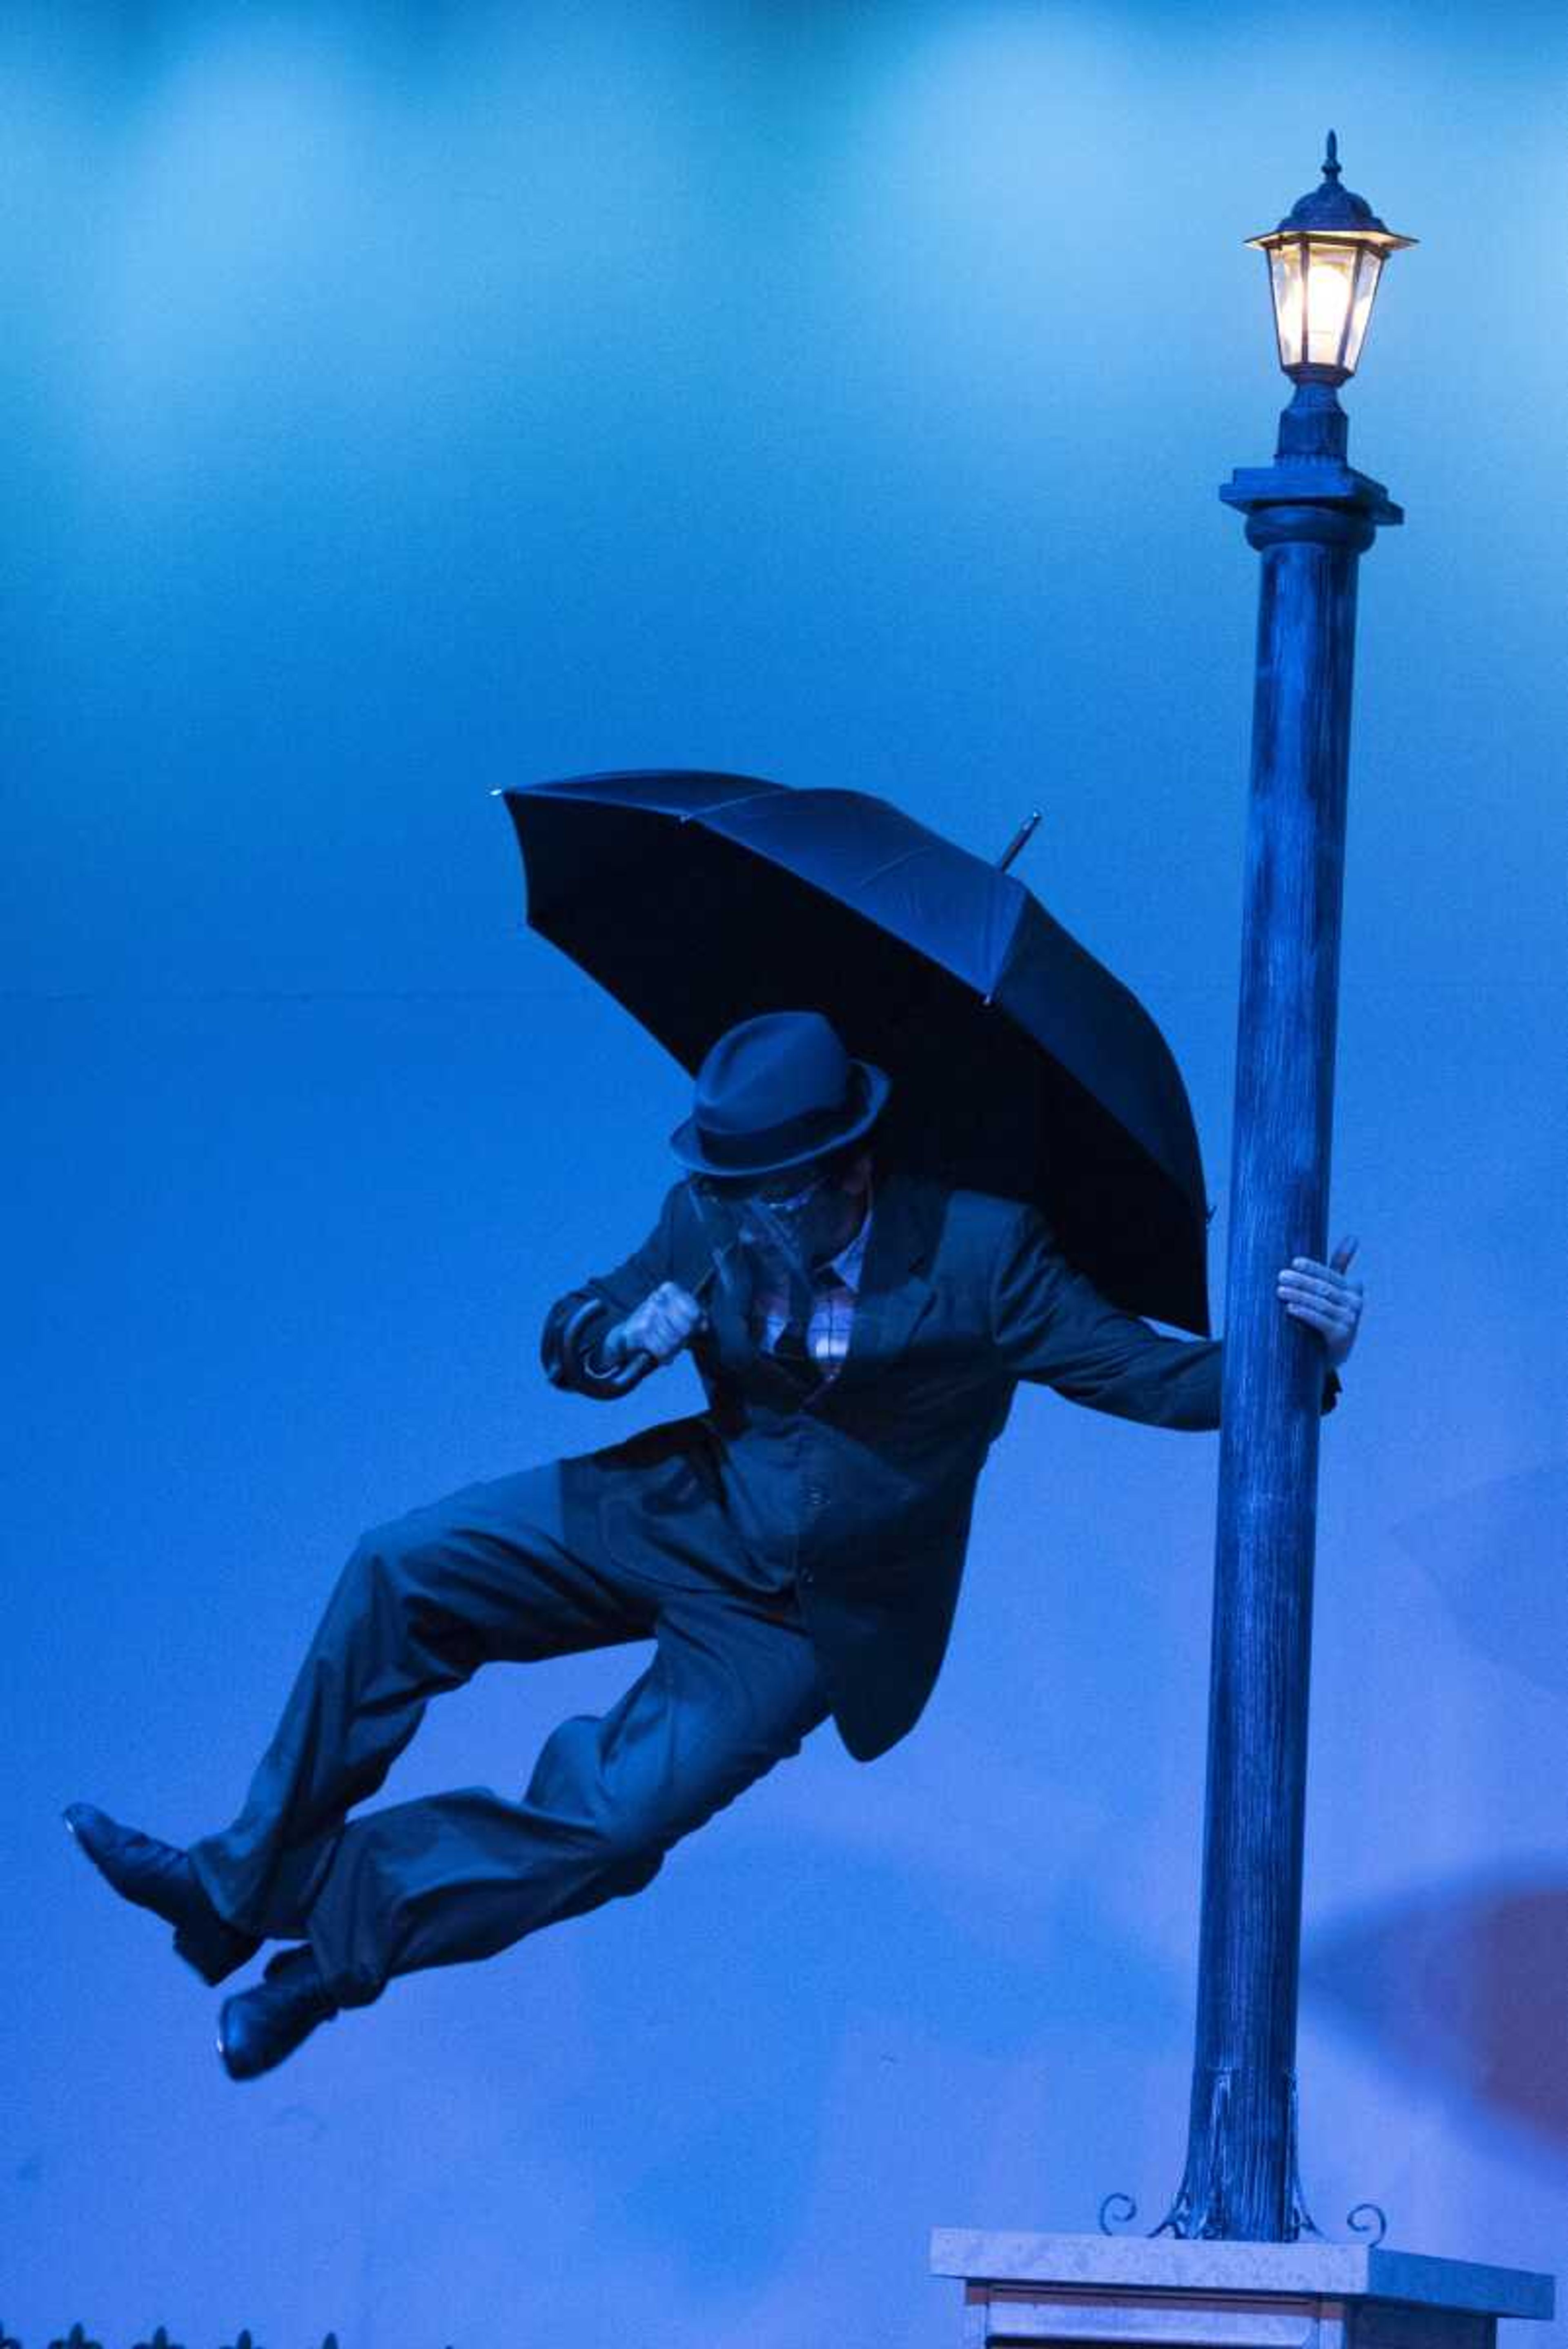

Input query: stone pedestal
[929,2233,1554,2349]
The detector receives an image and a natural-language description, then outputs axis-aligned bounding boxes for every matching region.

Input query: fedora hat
[669,1010,892,1180]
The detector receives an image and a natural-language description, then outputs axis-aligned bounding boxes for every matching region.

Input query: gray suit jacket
[541,1158,1335,1762]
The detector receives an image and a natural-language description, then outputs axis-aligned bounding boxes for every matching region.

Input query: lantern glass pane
[1268,242,1306,369]
[1303,239,1359,369]
[1341,246,1385,375]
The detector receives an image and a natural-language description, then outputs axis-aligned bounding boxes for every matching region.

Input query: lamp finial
[1323,130,1341,181]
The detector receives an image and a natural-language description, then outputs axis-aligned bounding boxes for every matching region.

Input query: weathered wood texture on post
[1171,451,1398,2238]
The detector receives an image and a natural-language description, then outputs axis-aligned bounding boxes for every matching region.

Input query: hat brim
[669,1059,893,1180]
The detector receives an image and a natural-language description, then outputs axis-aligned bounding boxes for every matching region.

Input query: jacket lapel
[833,1162,939,1387]
[699,1225,759,1376]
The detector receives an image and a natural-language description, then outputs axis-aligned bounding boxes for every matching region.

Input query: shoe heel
[174,1913,259,1987]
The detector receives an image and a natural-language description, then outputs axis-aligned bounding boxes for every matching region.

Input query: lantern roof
[1249,132,1415,252]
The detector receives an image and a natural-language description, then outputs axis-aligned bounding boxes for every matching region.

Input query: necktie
[773,1262,832,1372]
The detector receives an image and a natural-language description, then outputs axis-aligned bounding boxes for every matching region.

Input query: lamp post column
[1172,431,1396,2241]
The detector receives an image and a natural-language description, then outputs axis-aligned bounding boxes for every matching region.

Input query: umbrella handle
[566,1262,717,1388]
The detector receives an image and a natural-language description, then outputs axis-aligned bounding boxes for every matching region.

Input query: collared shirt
[751,1191,874,1379]
[575,1186,875,1391]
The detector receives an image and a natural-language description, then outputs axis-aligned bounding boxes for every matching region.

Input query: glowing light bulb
[1307,260,1352,345]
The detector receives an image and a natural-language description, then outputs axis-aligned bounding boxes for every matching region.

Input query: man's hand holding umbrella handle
[603,1280,710,1375]
[1276,1236,1365,1371]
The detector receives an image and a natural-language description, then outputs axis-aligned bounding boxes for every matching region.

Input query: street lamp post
[935,135,1555,2347]
[1167,134,1413,2241]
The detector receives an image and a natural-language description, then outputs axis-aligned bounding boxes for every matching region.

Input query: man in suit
[65,1009,1363,2078]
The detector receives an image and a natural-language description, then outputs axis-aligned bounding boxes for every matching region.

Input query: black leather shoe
[63,1802,261,1986]
[218,1945,338,2080]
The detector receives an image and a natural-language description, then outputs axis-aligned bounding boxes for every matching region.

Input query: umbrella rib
[981,884,1032,1005]
[852,844,943,888]
[674,786,790,823]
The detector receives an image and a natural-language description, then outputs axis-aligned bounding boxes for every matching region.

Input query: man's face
[700,1151,870,1272]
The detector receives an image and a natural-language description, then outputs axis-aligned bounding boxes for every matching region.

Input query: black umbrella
[501,768,1212,1334]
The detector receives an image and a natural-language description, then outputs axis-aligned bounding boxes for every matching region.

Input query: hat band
[695,1071,866,1171]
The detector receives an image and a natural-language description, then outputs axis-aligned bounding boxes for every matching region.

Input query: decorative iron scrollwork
[1098,2192,1139,2235]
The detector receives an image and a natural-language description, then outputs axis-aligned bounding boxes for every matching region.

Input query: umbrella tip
[997,810,1042,873]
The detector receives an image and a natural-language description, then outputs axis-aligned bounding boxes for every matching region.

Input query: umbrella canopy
[501,768,1212,1334]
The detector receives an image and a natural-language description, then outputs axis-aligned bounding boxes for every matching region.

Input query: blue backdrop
[6,4,1567,2343]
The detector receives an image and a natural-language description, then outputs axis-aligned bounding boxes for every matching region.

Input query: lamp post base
[929,2232,1554,2349]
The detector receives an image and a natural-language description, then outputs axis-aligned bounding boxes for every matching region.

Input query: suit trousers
[187,1461,831,2007]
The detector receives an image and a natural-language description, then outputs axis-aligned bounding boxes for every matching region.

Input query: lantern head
[1248,133,1414,385]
